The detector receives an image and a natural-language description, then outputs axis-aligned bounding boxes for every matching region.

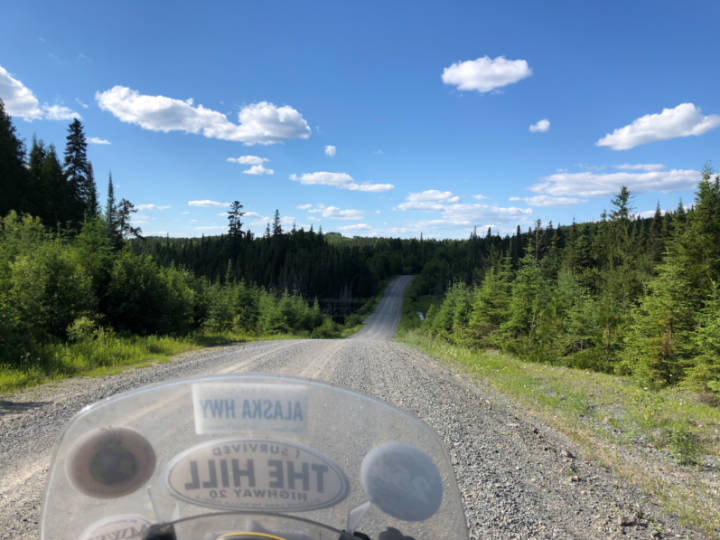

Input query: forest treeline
[407,176,720,396]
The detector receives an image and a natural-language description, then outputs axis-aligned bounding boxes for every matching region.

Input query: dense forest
[406,176,720,396]
[1,95,719,398]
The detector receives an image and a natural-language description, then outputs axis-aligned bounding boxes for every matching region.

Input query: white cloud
[615,163,665,171]
[0,65,43,119]
[300,203,364,220]
[396,189,532,235]
[339,223,371,232]
[324,145,336,157]
[88,137,111,145]
[397,190,460,211]
[75,98,89,109]
[529,118,550,133]
[290,171,394,192]
[43,104,81,120]
[0,65,81,120]
[529,168,701,198]
[227,155,273,175]
[596,103,720,150]
[95,85,310,145]
[196,225,226,231]
[136,203,170,211]
[434,204,532,227]
[188,200,229,207]
[227,155,267,165]
[509,195,585,207]
[441,56,532,93]
[244,164,274,175]
[473,194,487,200]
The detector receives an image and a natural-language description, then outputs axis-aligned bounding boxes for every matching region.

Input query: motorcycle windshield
[41,375,467,539]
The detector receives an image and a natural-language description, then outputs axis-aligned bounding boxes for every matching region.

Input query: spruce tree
[39,145,70,227]
[227,201,245,237]
[272,209,282,236]
[86,162,98,216]
[27,137,47,218]
[105,172,121,245]
[0,99,28,216]
[63,118,95,220]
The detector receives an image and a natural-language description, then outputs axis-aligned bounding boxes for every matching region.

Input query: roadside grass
[397,294,720,536]
[0,328,316,394]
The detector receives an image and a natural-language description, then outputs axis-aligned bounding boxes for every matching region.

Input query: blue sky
[2,1,719,238]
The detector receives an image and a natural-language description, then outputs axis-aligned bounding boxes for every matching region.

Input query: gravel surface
[0,275,706,539]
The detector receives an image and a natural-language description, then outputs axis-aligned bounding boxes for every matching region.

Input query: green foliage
[685,285,720,395]
[414,176,720,394]
[621,257,695,386]
[104,251,195,335]
[66,316,98,343]
[0,99,28,218]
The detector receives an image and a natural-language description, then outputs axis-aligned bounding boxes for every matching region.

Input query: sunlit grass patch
[0,332,223,393]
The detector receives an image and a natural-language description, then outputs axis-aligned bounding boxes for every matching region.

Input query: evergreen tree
[272,209,282,236]
[39,145,71,227]
[467,260,511,346]
[27,137,47,218]
[104,172,122,246]
[105,173,117,229]
[686,285,720,395]
[0,99,28,217]
[86,162,98,216]
[227,201,245,237]
[117,199,142,239]
[63,118,94,220]
[500,252,548,358]
[621,255,695,385]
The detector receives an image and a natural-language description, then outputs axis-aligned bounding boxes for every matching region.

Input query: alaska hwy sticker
[192,383,308,434]
[165,439,349,512]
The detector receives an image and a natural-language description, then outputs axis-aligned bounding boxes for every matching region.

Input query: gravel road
[0,275,704,539]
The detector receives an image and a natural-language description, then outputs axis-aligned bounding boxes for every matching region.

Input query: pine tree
[117,199,142,239]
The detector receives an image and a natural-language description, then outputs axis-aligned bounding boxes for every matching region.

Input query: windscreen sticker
[79,514,151,540]
[192,383,308,434]
[165,438,349,512]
